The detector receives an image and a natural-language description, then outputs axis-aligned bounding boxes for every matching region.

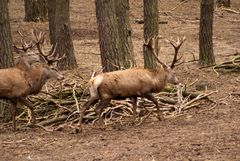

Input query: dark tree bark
[115,0,136,68]
[0,0,13,68]
[95,0,135,72]
[143,0,159,69]
[48,0,77,70]
[95,0,120,72]
[24,0,48,22]
[48,0,56,44]
[0,0,13,121]
[199,0,215,66]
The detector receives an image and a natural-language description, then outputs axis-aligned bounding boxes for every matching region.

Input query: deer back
[14,55,41,70]
[0,54,43,98]
[91,67,167,99]
[0,67,31,98]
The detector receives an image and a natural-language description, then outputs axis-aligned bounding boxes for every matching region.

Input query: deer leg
[144,93,164,121]
[19,97,35,126]
[95,99,111,126]
[10,99,17,131]
[131,97,138,121]
[79,97,98,126]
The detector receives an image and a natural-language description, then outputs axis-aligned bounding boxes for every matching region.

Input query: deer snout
[166,73,180,85]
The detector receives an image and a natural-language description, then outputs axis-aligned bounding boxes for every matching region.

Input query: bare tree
[24,0,48,22]
[48,0,56,44]
[48,0,77,70]
[143,0,159,69]
[115,0,136,68]
[0,0,13,121]
[199,0,215,66]
[95,0,135,72]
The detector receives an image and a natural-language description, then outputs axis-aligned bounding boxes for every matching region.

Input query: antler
[31,29,65,65]
[144,35,169,69]
[166,36,186,69]
[13,31,35,54]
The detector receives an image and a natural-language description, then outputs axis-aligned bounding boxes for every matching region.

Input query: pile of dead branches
[214,55,240,76]
[16,77,217,131]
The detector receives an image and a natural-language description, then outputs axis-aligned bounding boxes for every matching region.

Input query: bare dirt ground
[1,0,240,160]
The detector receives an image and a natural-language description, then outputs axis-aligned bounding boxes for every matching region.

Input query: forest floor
[1,0,240,160]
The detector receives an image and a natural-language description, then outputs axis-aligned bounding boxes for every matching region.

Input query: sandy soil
[0,0,240,160]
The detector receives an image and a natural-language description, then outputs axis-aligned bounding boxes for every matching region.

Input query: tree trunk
[96,0,135,72]
[199,0,215,67]
[24,0,48,22]
[115,0,136,68]
[95,0,120,72]
[48,0,77,70]
[143,0,159,69]
[48,0,56,44]
[0,0,13,121]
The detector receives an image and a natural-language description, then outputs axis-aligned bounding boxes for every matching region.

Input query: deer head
[31,29,64,81]
[13,31,41,68]
[144,35,186,85]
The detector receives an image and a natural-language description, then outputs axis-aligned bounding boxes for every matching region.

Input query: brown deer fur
[0,57,64,130]
[0,56,39,98]
[79,35,186,126]
[79,66,179,125]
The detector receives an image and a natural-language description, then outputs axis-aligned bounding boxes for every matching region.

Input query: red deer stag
[0,30,64,131]
[79,35,186,126]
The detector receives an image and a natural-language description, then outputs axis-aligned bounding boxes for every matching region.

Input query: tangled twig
[14,76,218,131]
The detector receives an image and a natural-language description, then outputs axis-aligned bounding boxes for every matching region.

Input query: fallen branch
[163,86,203,99]
[11,74,218,131]
[170,0,188,12]
[222,8,240,14]
[213,55,240,76]
[38,115,68,126]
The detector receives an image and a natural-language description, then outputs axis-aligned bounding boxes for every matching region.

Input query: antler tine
[168,36,186,69]
[32,29,64,65]
[32,29,46,46]
[48,43,58,59]
[43,44,57,65]
[51,53,66,64]
[18,31,27,47]
[144,35,168,68]
[166,36,186,49]
[32,29,52,64]
[13,31,35,54]
[47,43,67,65]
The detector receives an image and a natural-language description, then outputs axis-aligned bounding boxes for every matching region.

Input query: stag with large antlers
[79,35,186,127]
[0,30,64,131]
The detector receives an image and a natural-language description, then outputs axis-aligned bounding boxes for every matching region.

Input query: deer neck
[28,65,50,94]
[15,58,31,71]
[151,67,167,91]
